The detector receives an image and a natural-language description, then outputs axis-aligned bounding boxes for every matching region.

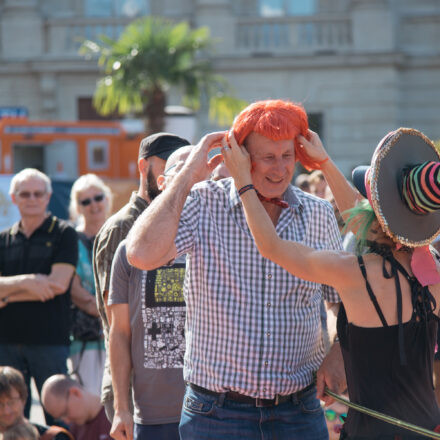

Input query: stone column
[0,0,43,58]
[350,0,395,52]
[193,0,235,55]
[39,73,58,119]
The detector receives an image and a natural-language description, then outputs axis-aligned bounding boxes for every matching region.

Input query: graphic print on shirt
[141,262,186,369]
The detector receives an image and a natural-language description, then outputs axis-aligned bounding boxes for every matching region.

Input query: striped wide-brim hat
[352,128,440,247]
[402,161,440,215]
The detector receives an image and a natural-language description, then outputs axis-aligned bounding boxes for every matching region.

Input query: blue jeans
[0,343,69,425]
[179,384,328,440]
[134,422,180,440]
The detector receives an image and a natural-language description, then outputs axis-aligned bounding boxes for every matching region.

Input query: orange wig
[230,99,322,170]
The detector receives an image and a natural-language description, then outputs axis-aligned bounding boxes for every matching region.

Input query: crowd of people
[0,99,439,440]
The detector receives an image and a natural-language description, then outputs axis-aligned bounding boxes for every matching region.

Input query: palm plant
[80,17,247,133]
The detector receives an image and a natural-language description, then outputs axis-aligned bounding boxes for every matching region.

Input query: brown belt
[188,382,315,408]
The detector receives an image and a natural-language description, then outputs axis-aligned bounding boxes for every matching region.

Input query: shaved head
[41,374,78,401]
[164,145,192,176]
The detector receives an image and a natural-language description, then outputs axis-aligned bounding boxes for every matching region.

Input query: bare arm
[109,303,133,440]
[317,300,346,405]
[0,274,62,304]
[70,274,99,317]
[298,130,360,216]
[0,274,41,298]
[48,263,75,295]
[223,134,357,290]
[3,263,75,306]
[126,131,226,270]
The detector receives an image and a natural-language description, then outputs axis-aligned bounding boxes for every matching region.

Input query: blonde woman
[68,174,112,395]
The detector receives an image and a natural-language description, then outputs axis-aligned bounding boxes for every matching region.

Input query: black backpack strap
[357,256,388,327]
[70,341,87,386]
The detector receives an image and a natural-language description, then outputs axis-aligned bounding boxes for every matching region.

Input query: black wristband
[238,184,255,197]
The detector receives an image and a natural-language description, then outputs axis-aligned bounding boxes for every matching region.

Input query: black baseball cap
[138,132,190,160]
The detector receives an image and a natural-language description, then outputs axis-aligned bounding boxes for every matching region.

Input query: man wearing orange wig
[126,99,344,439]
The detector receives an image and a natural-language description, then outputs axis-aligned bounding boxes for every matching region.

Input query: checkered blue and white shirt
[175,178,342,398]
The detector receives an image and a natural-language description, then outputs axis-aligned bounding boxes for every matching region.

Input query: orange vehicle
[0,117,143,180]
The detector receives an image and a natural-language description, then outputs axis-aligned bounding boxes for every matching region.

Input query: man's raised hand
[222,130,252,189]
[183,131,226,185]
[297,129,329,163]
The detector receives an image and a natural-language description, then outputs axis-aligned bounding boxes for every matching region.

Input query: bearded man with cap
[223,126,440,439]
[93,132,190,422]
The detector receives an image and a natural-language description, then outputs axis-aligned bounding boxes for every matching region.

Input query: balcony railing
[235,15,352,54]
[43,14,352,56]
[44,17,135,55]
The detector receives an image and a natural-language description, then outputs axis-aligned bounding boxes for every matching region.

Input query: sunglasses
[16,190,46,199]
[79,193,105,206]
[325,409,347,423]
[163,163,177,176]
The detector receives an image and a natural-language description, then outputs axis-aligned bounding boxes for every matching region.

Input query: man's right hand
[110,410,134,440]
[183,131,226,185]
[26,274,60,302]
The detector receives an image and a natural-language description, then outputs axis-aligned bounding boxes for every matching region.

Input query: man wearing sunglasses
[93,132,190,423]
[0,168,78,425]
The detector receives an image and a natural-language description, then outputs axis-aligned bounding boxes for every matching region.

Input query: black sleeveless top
[337,248,440,439]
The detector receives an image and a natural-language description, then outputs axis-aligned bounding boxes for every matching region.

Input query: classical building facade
[0,0,439,173]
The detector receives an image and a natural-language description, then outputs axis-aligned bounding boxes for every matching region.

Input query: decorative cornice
[1,51,440,75]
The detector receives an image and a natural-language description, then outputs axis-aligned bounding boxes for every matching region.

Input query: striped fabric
[402,161,440,214]
[174,178,342,399]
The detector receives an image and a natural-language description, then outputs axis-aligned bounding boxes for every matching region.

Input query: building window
[78,97,121,121]
[308,112,323,136]
[85,0,149,17]
[258,0,316,17]
[87,140,109,170]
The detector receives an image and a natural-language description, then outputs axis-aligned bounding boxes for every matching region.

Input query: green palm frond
[80,16,247,130]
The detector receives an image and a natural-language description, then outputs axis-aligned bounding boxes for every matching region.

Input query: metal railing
[43,14,352,56]
[44,17,134,54]
[235,15,352,53]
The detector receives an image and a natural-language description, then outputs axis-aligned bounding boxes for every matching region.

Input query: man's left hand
[316,342,346,406]
[297,130,328,163]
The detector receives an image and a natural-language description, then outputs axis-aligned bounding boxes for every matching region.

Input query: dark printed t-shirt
[0,215,78,345]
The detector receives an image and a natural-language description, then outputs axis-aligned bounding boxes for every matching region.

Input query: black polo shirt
[0,215,78,345]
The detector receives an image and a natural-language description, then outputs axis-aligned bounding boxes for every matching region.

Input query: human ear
[138,158,148,176]
[157,175,166,191]
[70,387,82,398]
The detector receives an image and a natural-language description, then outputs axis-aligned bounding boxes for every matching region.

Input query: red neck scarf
[256,190,289,209]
